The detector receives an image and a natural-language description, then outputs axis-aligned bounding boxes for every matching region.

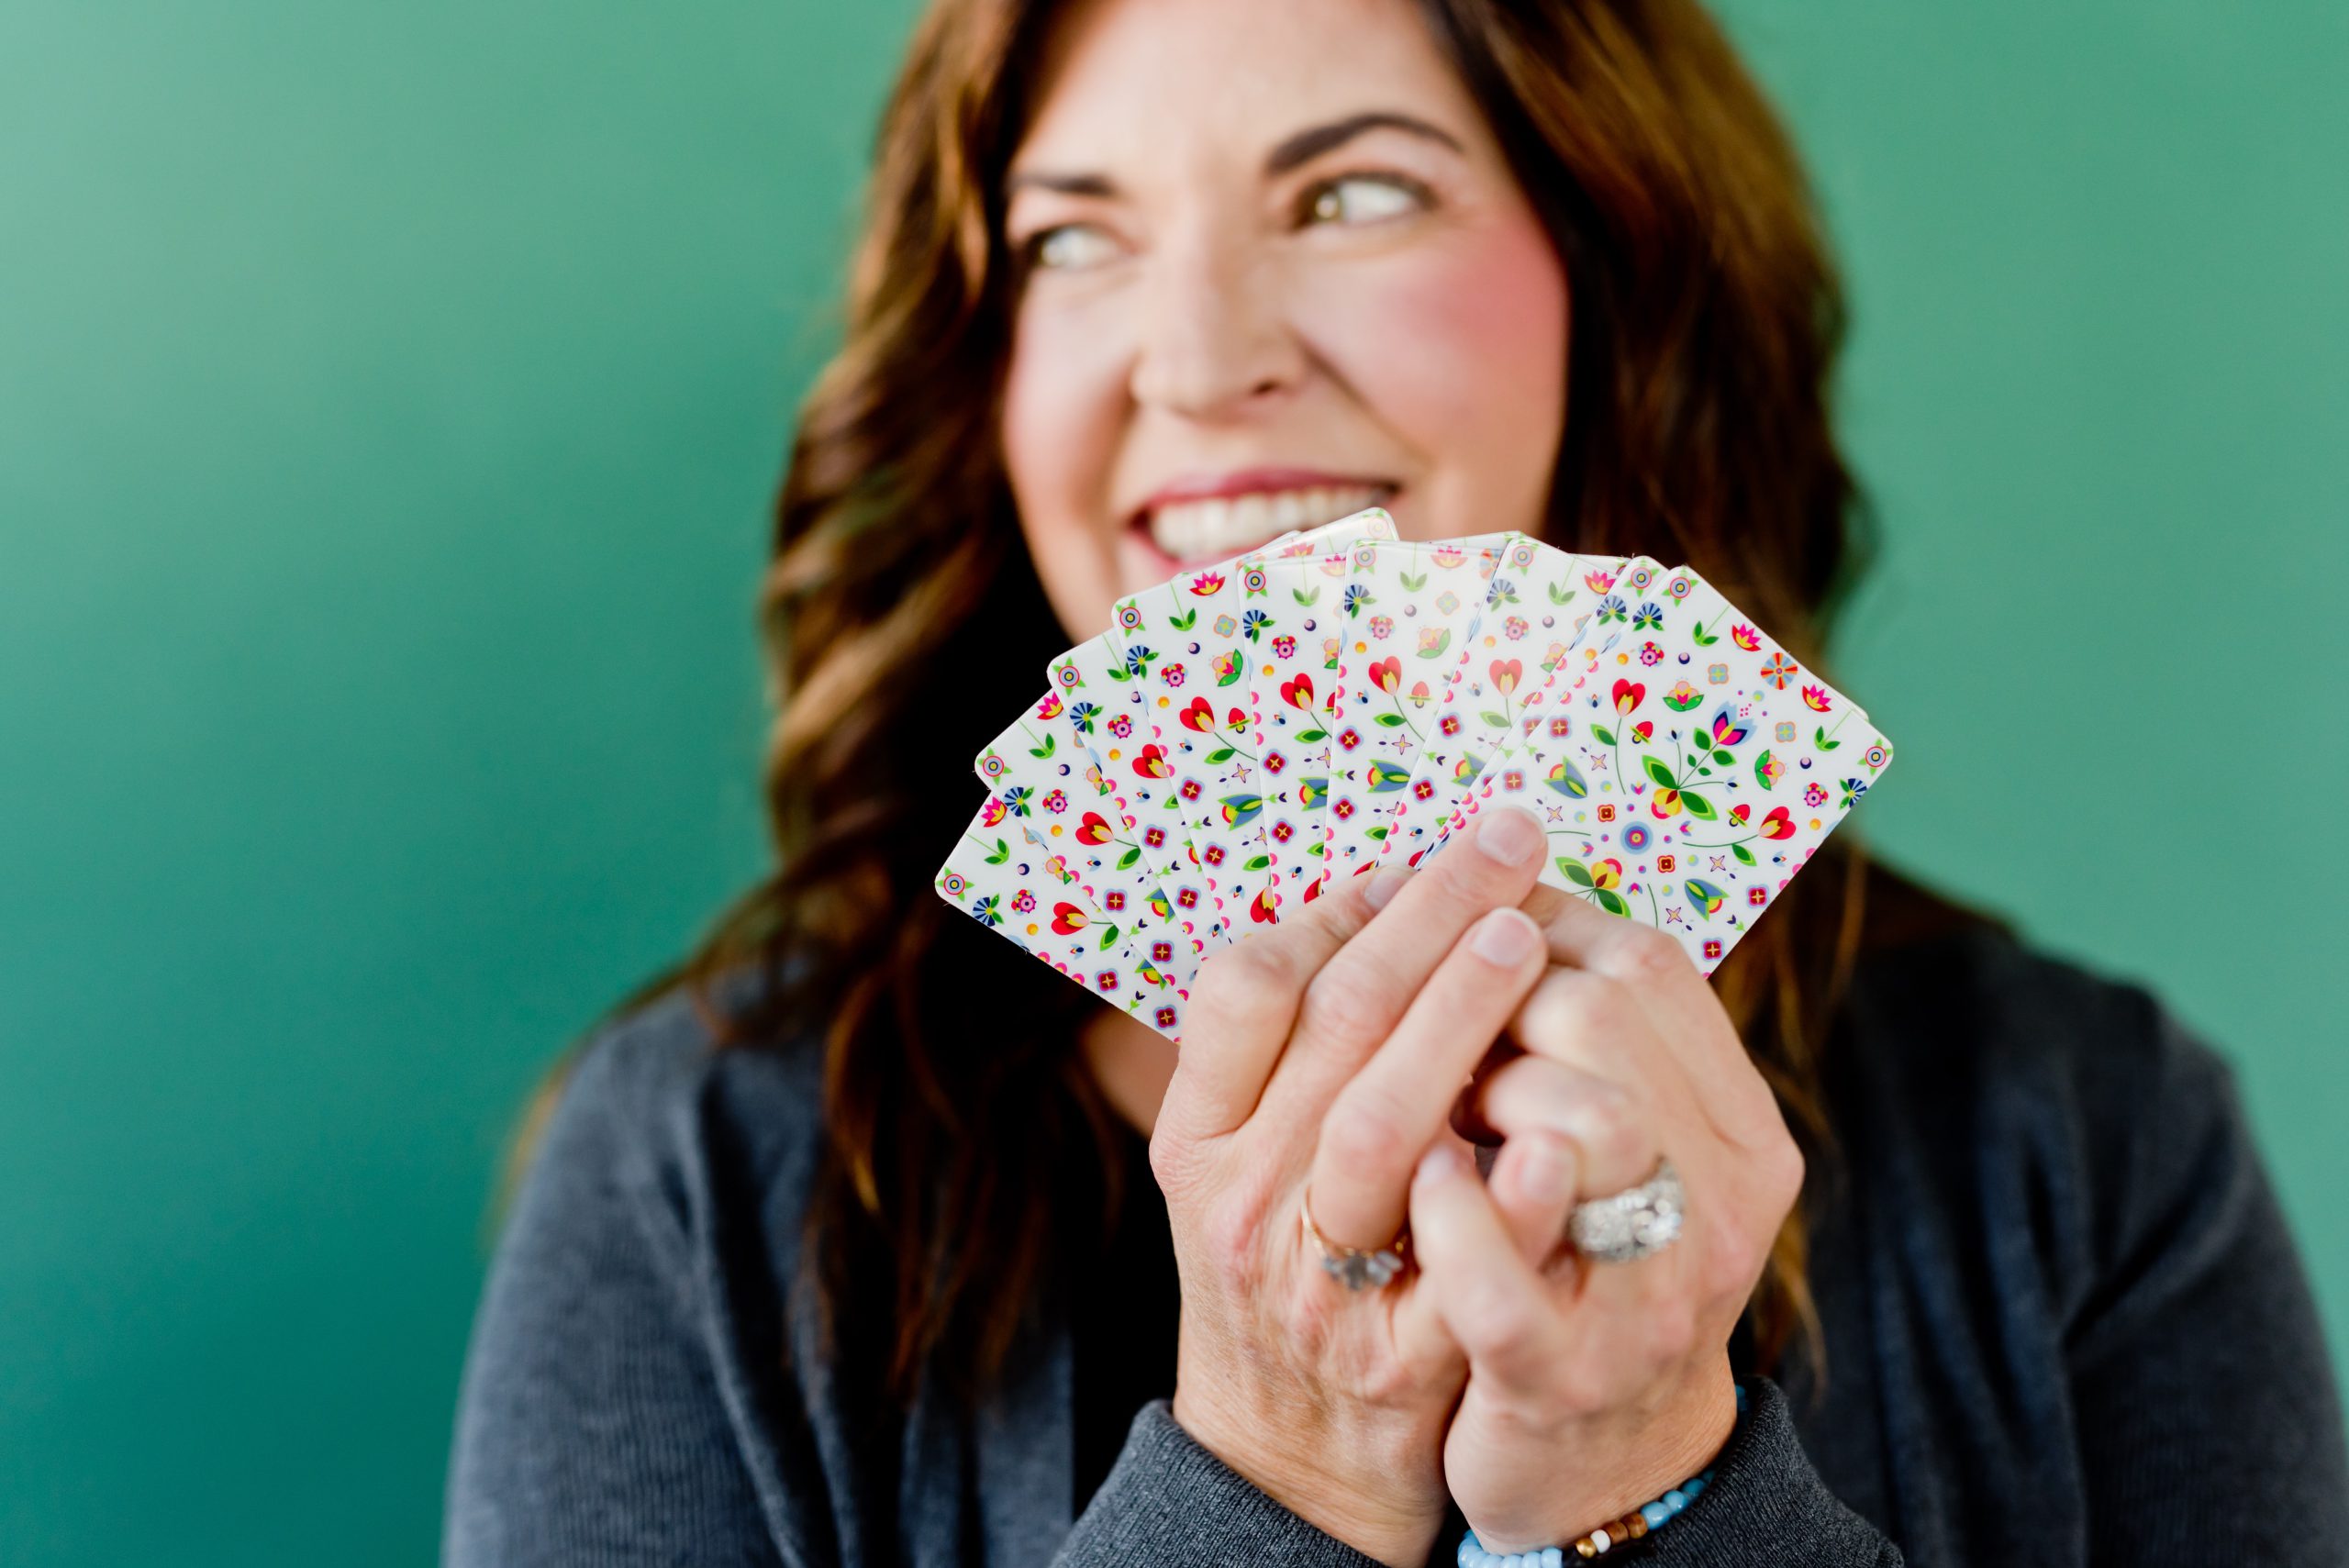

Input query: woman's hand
[1152,806,1558,1567]
[1400,887,1807,1553]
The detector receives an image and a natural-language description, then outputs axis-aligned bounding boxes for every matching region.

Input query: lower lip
[1125,486,1401,574]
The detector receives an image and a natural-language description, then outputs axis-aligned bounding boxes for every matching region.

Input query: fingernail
[1364,868,1409,912]
[1416,1142,1461,1184]
[1475,806,1542,866]
[1469,907,1539,965]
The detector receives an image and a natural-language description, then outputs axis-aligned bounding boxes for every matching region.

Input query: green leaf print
[1642,755,1676,790]
[1118,846,1142,870]
[1591,724,1618,747]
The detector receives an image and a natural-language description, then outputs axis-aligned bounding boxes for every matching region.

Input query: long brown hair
[512,0,1998,1408]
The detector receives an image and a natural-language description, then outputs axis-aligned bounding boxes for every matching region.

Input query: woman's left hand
[1397,886,1808,1553]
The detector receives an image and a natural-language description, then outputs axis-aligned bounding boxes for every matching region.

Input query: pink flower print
[1162,662,1186,687]
[1733,625,1763,652]
[1804,782,1829,807]
[1502,770,1525,792]
[1043,790,1067,814]
[1638,641,1664,666]
[1441,712,1463,736]
[1801,684,1831,713]
[1334,797,1355,820]
[982,795,1008,828]
[1504,616,1529,640]
[1431,545,1465,569]
[1272,635,1297,660]
[1339,728,1362,751]
[1011,891,1036,914]
[1108,714,1133,739]
[1105,890,1126,911]
[1143,826,1166,849]
[1369,615,1394,640]
[1585,569,1616,594]
[1272,819,1294,843]
[1037,692,1063,720]
[1413,778,1437,800]
[1547,715,1572,739]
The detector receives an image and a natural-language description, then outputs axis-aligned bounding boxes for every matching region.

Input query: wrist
[1172,1386,1442,1567]
[1469,1370,1743,1556]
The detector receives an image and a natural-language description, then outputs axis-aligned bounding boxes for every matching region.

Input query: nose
[1128,227,1304,418]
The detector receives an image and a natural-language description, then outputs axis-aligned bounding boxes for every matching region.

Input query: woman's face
[998,0,1572,639]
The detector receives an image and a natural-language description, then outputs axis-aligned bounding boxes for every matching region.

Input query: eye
[1298,171,1431,228]
[1019,223,1120,272]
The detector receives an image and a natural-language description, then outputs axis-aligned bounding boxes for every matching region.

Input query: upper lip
[1126,467,1397,524]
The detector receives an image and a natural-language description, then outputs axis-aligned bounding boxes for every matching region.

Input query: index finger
[1158,873,1384,1140]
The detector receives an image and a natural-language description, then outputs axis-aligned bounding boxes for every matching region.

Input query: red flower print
[1076,811,1115,845]
[1272,820,1294,843]
[1631,721,1653,744]
[1249,887,1280,924]
[1143,826,1166,848]
[1302,877,1322,903]
[1440,712,1462,736]
[1180,778,1203,801]
[1333,798,1355,820]
[1178,696,1217,732]
[1759,806,1796,840]
[1155,1006,1179,1029]
[1203,844,1225,867]
[1176,887,1199,908]
[1338,728,1362,751]
[1051,903,1088,934]
[1264,751,1286,774]
[1413,779,1435,800]
[1134,744,1172,780]
[1096,970,1119,992]
[1489,659,1521,695]
[1370,656,1402,693]
[1106,892,1127,912]
[1611,678,1645,715]
[1280,673,1315,709]
[1548,715,1572,738]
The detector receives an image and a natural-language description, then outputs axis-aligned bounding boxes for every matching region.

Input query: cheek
[1001,300,1134,631]
[1298,225,1569,525]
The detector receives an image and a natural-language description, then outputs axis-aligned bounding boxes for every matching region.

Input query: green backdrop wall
[3,2,2342,1561]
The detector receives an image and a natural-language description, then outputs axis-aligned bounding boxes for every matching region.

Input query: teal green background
[3,1,2342,1560]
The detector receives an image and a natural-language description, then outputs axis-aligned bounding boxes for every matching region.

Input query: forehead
[1011,0,1486,176]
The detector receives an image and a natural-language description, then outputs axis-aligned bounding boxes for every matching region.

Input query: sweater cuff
[1635,1376,1900,1565]
[1056,1398,1390,1567]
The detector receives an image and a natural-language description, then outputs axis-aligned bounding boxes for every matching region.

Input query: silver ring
[1300,1184,1409,1292]
[1567,1155,1686,1263]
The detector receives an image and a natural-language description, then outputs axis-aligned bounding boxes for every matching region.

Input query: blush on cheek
[1333,231,1568,419]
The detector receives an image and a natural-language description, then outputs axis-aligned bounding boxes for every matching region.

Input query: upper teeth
[1147,484,1389,562]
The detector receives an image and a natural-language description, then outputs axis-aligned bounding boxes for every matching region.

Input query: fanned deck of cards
[935,509,1893,1040]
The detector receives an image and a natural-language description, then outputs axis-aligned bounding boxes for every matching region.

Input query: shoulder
[514,963,826,1278]
[1832,908,2259,1327]
[1842,914,2236,1137]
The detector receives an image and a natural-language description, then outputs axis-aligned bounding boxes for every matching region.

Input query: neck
[1079,1006,1180,1138]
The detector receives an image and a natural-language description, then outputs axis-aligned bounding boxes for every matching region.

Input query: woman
[441,0,2348,1562]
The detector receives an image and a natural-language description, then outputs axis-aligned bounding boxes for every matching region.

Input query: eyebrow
[1003,109,1465,198]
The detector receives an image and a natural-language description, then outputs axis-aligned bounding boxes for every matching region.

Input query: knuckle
[1195,940,1296,1021]
[1320,1094,1412,1178]
[1297,967,1397,1042]
[1456,1289,1541,1358]
[1613,922,1686,984]
[1196,1198,1264,1287]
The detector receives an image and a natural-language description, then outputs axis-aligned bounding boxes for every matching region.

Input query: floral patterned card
[1321,533,1515,890]
[974,696,1199,963]
[937,522,1889,1030]
[1372,539,1627,873]
[1230,541,1356,926]
[1046,512,1396,944]
[1435,556,1893,975]
[934,797,1190,1035]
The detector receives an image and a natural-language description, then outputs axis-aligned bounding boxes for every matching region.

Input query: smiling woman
[441,1,2348,1564]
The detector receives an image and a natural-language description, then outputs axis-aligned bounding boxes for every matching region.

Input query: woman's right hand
[1152,805,1556,1567]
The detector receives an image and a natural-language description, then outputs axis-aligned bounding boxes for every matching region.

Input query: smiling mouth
[1140,482,1398,563]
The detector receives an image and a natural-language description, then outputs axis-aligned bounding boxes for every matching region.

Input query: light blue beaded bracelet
[1455,1382,1746,1565]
